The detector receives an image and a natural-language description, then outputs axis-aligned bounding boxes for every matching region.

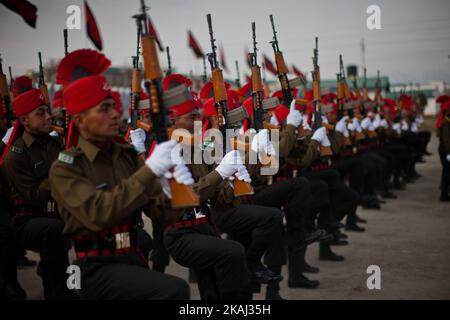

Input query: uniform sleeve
[331,131,343,154]
[279,125,298,159]
[192,169,223,203]
[49,160,163,232]
[299,140,321,168]
[4,151,51,211]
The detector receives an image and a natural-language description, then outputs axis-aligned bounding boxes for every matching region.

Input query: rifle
[336,55,352,146]
[269,14,292,107]
[53,30,71,138]
[127,17,151,138]
[166,46,172,76]
[234,60,241,90]
[374,70,382,109]
[0,55,14,127]
[38,52,50,106]
[8,66,13,93]
[64,29,69,56]
[311,37,332,156]
[136,0,199,208]
[206,13,253,196]
[202,55,207,85]
[249,22,264,131]
[261,62,270,98]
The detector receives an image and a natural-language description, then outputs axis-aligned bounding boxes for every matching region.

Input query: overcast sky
[1,0,449,84]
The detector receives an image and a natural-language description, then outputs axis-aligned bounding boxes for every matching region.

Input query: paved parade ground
[19,130,450,300]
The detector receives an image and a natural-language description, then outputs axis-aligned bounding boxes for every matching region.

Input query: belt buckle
[115,232,131,249]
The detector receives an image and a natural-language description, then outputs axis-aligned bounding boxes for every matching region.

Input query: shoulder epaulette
[11,146,23,154]
[57,150,75,165]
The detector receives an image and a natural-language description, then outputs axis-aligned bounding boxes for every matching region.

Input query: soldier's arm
[298,140,321,168]
[331,130,343,154]
[4,152,52,211]
[49,159,163,232]
[279,125,298,158]
[192,169,224,203]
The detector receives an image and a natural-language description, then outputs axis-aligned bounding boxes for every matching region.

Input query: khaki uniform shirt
[4,131,61,214]
[49,136,181,236]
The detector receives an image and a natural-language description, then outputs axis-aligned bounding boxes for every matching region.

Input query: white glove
[352,118,363,132]
[2,127,13,144]
[286,100,302,127]
[401,121,409,131]
[270,115,279,126]
[311,127,327,144]
[321,133,331,147]
[347,122,355,132]
[145,140,177,176]
[411,122,418,133]
[336,117,349,137]
[235,165,252,183]
[361,117,371,131]
[373,114,381,129]
[392,123,401,135]
[321,115,329,124]
[447,154,450,162]
[380,119,389,129]
[130,128,147,154]
[303,121,312,131]
[164,164,194,186]
[215,150,243,179]
[251,129,276,156]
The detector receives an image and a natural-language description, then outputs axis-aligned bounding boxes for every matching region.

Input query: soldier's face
[75,98,121,141]
[140,112,152,126]
[173,111,200,134]
[21,105,52,135]
[326,112,337,124]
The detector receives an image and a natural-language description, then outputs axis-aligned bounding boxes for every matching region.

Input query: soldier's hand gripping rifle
[136,0,199,208]
[311,37,333,156]
[206,13,253,197]
[0,55,15,128]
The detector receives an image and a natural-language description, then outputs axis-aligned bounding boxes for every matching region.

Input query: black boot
[319,242,344,261]
[301,262,320,273]
[265,266,285,300]
[4,280,27,300]
[288,274,320,289]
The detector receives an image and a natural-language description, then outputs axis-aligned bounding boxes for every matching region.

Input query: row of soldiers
[0,9,436,300]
